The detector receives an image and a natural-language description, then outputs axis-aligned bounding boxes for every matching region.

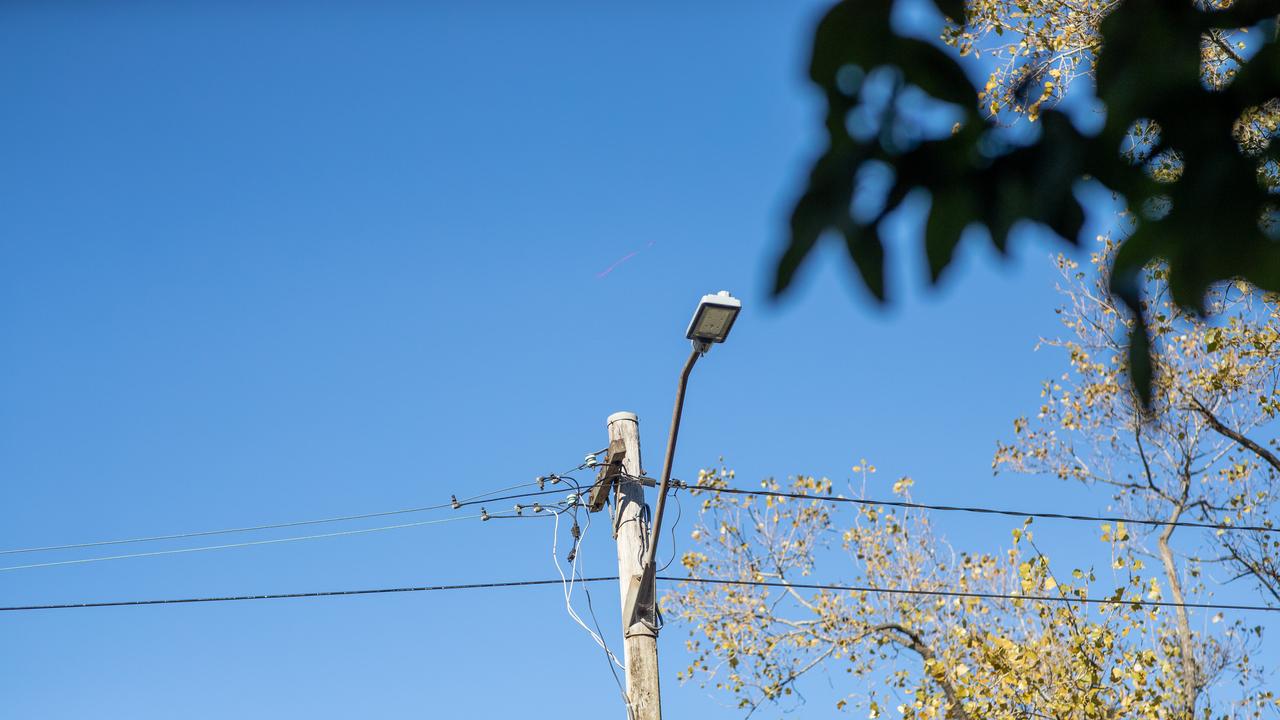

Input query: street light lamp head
[685,290,741,353]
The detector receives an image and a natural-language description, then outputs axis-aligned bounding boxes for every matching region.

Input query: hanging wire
[550,494,635,720]
[658,486,683,573]
[550,506,617,663]
[572,503,636,720]
[539,471,636,720]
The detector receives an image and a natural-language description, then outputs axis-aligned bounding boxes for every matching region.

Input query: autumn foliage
[670,246,1280,718]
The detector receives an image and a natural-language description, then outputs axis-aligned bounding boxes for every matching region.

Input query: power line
[662,576,1280,614]
[0,486,571,557]
[452,481,543,503]
[0,503,460,556]
[0,577,619,611]
[3,575,1276,614]
[0,513,486,572]
[671,480,1279,534]
[12,473,1268,560]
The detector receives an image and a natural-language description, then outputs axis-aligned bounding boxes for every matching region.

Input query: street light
[685,290,742,352]
[626,291,740,628]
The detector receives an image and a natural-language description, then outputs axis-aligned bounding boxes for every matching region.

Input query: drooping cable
[551,505,622,668]
[553,496,635,720]
[658,486,683,573]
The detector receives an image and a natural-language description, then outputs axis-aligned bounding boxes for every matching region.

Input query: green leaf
[932,0,966,23]
[777,0,1280,409]
[925,188,974,282]
[843,225,887,301]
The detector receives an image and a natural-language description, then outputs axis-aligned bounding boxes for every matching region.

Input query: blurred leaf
[843,225,886,300]
[932,0,965,23]
[777,0,1280,409]
[925,188,972,282]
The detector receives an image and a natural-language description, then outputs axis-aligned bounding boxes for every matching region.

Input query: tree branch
[1191,398,1280,473]
[876,624,974,720]
[1207,29,1247,66]
[1223,541,1280,605]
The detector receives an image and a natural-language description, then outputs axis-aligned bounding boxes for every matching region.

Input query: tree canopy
[670,468,1274,719]
[775,0,1280,405]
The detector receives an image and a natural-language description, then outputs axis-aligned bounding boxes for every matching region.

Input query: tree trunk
[1157,492,1201,720]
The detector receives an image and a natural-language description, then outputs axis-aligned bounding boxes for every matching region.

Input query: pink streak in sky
[596,240,656,278]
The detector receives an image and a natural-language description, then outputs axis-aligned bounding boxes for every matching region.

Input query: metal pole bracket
[586,438,627,512]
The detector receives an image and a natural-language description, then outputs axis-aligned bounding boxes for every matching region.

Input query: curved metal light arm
[632,346,700,623]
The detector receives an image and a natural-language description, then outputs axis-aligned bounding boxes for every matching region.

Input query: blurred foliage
[775,0,1280,406]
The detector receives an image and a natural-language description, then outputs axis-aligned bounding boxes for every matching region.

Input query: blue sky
[2,2,1272,719]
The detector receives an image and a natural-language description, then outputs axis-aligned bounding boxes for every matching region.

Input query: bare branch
[1191,398,1280,474]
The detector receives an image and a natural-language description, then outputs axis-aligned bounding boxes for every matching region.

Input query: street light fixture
[625,291,740,628]
[685,290,741,352]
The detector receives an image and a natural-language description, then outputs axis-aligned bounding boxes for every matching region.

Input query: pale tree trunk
[1157,473,1201,720]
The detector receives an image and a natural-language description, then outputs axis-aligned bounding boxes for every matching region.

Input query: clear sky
[2,2,1272,719]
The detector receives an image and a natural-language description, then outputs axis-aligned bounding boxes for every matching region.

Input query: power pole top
[608,411,639,424]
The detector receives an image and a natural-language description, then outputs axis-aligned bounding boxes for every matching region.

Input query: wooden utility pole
[607,411,661,720]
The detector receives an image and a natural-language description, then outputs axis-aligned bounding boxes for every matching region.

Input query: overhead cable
[3,575,1276,613]
[0,487,568,556]
[671,480,1279,534]
[0,514,485,572]
[666,576,1280,614]
[0,577,619,611]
